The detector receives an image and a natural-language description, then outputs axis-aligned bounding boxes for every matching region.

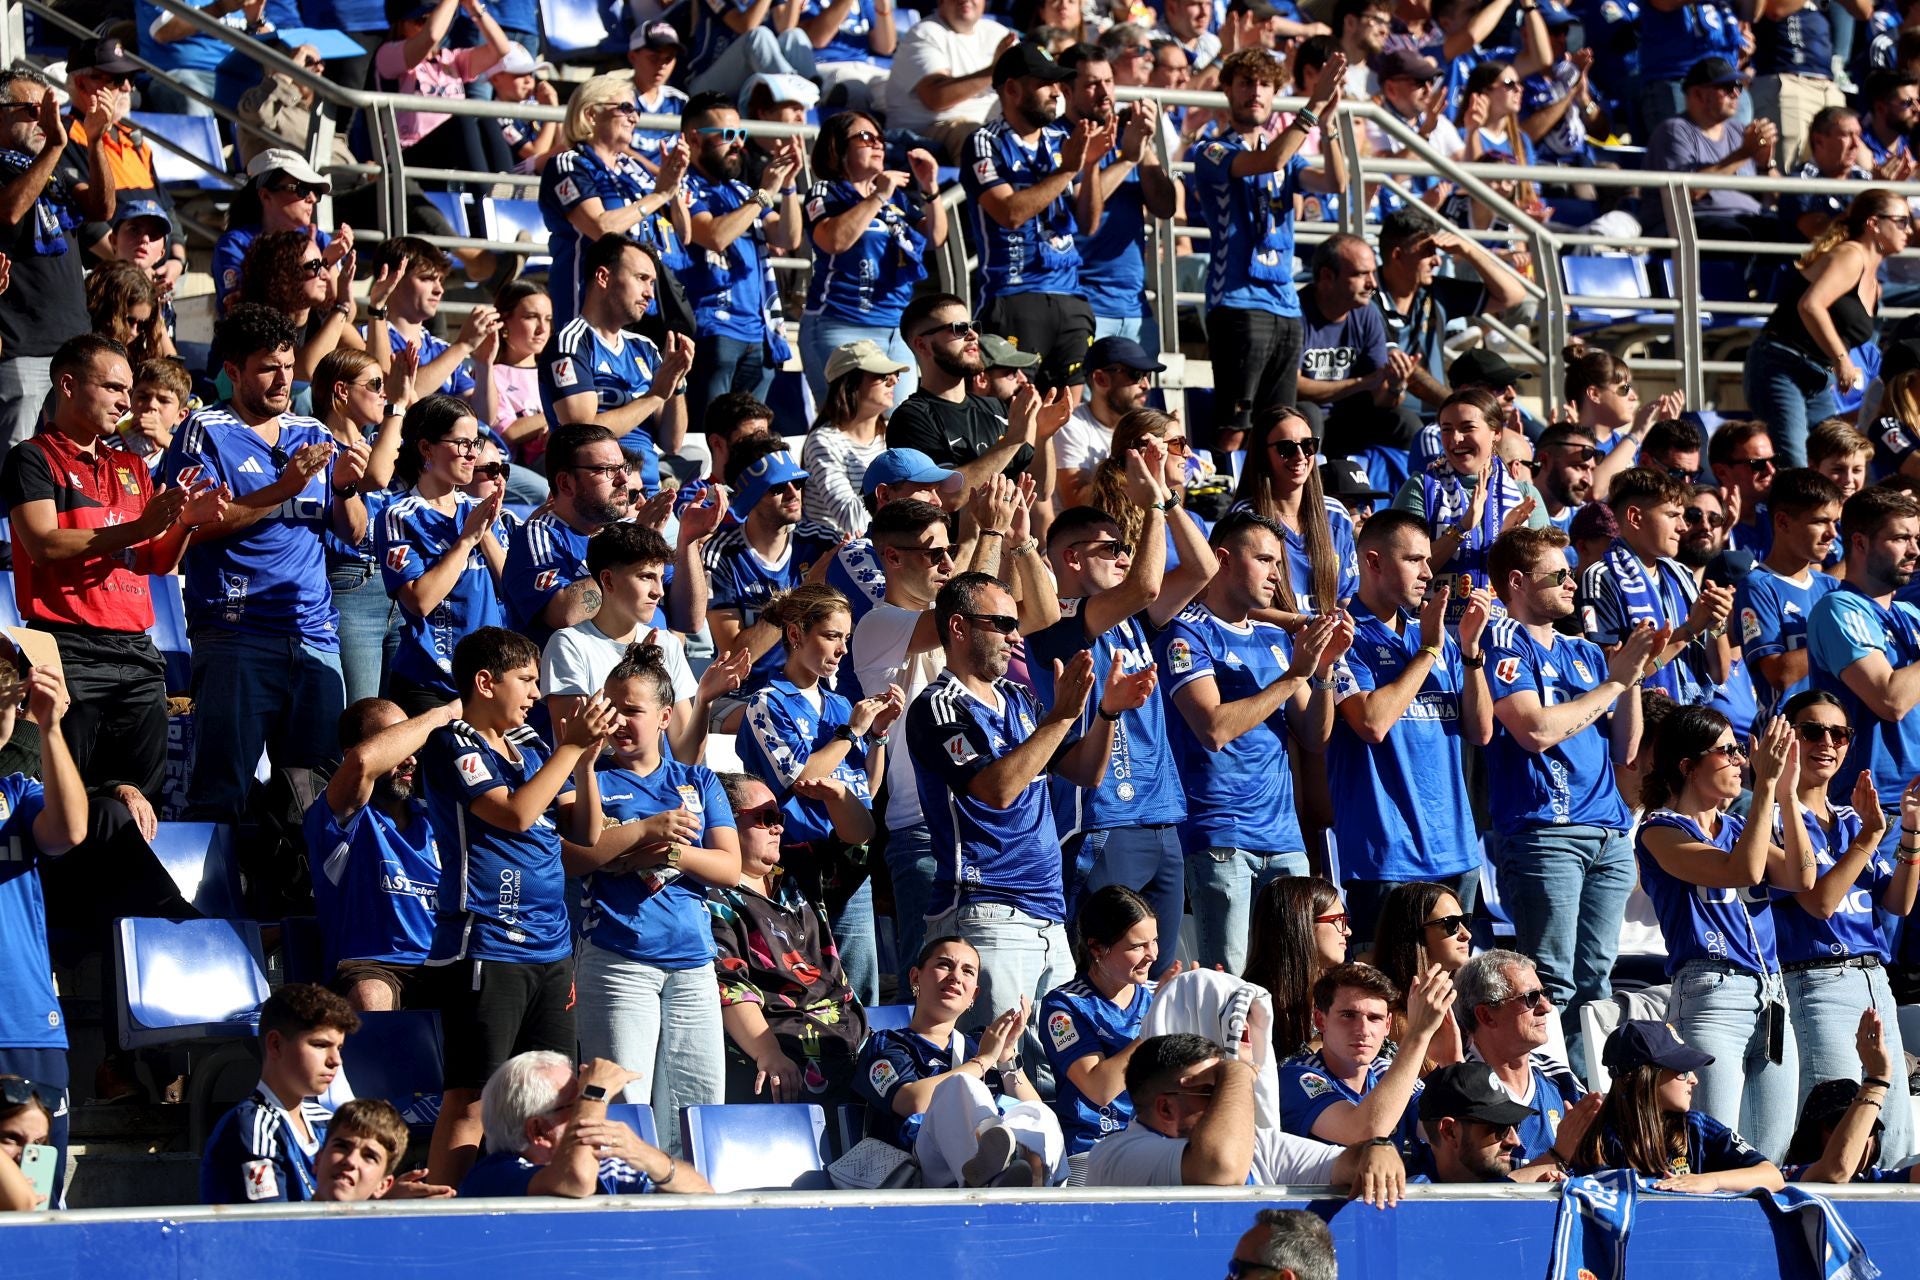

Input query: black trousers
[978,292,1096,391]
[51,629,168,799]
[1205,306,1303,449]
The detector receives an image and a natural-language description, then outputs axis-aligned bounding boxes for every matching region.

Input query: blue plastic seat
[114,917,268,1050]
[604,1102,659,1150]
[680,1103,831,1192]
[150,822,243,919]
[0,571,21,629]
[1561,254,1665,331]
[425,190,471,237]
[541,0,621,59]
[328,1010,446,1128]
[480,197,553,271]
[127,111,233,189]
[863,1003,914,1033]
[147,574,192,694]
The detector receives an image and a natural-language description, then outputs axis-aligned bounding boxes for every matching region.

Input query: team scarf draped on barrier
[1547,1170,1878,1280]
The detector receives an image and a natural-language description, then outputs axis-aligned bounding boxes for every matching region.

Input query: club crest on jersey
[677,784,704,813]
[115,466,140,497]
[944,734,979,766]
[1047,1010,1079,1051]
[1167,639,1193,674]
[455,752,491,787]
[1571,658,1592,682]
[386,546,411,573]
[1495,656,1521,684]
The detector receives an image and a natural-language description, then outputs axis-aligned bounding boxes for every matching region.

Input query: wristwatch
[331,483,359,500]
[367,305,389,321]
[384,401,405,419]
[664,843,684,870]
[754,189,778,210]
[580,1084,610,1103]
[833,724,860,744]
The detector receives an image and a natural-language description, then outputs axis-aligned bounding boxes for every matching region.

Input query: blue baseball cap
[1602,1020,1715,1075]
[861,447,956,496]
[729,448,809,521]
[111,197,173,234]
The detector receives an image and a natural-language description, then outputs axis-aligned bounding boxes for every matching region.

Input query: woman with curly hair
[1087,407,1201,554]
[239,229,364,379]
[86,261,175,366]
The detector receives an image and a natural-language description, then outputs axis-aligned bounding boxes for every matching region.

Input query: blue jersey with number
[1734,564,1839,714]
[303,794,439,968]
[161,407,340,648]
[0,775,58,1050]
[1773,803,1896,963]
[1156,603,1304,855]
[1483,618,1632,834]
[1189,136,1307,315]
[1076,143,1146,320]
[961,120,1084,301]
[422,721,575,964]
[1811,584,1920,807]
[1027,600,1185,834]
[583,759,734,969]
[503,511,592,645]
[377,493,507,696]
[1328,604,1479,882]
[1278,1049,1424,1156]
[907,670,1068,921]
[539,318,663,496]
[1637,809,1780,975]
[801,179,930,327]
[702,522,846,694]
[1040,978,1153,1154]
[737,678,875,846]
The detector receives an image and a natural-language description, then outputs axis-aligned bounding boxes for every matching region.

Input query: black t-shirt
[0,154,90,359]
[884,390,1032,479]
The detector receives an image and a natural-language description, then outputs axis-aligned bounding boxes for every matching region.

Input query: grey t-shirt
[1645,116,1764,225]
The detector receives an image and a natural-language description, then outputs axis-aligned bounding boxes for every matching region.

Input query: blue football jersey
[1075,142,1147,321]
[703,522,846,694]
[1636,809,1781,975]
[681,173,782,346]
[539,318,664,496]
[736,678,874,847]
[583,759,733,969]
[1772,803,1895,963]
[801,178,930,328]
[961,120,1084,301]
[1187,136,1307,315]
[460,1148,655,1196]
[377,492,507,696]
[303,794,439,968]
[1277,1050,1424,1156]
[503,511,593,645]
[0,774,58,1050]
[1811,584,1920,807]
[854,1026,982,1149]
[1040,977,1153,1154]
[1483,618,1633,834]
[1735,564,1840,714]
[539,144,657,327]
[200,1087,330,1204]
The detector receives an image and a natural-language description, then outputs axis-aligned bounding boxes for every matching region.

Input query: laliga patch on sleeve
[1494,656,1521,684]
[1047,1010,1080,1052]
[552,357,578,389]
[455,752,491,787]
[943,733,979,767]
[805,195,826,220]
[1883,424,1912,454]
[1298,1072,1332,1098]
[242,1158,279,1201]
[1167,638,1193,675]
[534,568,560,593]
[868,1059,899,1096]
[386,545,411,573]
[972,157,997,185]
[555,176,581,204]
[1739,606,1760,644]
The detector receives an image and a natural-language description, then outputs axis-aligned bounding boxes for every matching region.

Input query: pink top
[491,362,546,463]
[374,41,495,149]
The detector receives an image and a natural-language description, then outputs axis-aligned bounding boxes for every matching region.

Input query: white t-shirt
[1364,114,1464,162]
[851,600,949,828]
[1053,404,1115,481]
[885,15,1014,135]
[541,619,698,707]
[1083,1119,1342,1188]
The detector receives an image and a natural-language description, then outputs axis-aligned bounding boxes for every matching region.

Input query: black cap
[1883,336,1920,383]
[1800,1079,1886,1137]
[1376,48,1442,81]
[1683,56,1746,90]
[1449,348,1532,391]
[1602,1020,1715,1075]
[69,36,142,76]
[1320,456,1389,501]
[1087,335,1166,374]
[1418,1064,1539,1126]
[993,42,1076,89]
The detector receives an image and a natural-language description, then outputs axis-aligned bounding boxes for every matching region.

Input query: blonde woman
[1088,407,1203,554]
[1745,188,1912,466]
[538,71,692,328]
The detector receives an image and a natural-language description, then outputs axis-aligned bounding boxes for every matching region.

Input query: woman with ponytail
[1633,707,1815,1160]
[570,643,742,1124]
[1866,365,1920,483]
[1745,188,1912,467]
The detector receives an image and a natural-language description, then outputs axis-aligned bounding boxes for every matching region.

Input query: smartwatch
[580,1084,610,1103]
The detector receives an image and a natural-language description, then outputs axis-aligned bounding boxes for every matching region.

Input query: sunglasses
[1698,742,1749,762]
[1491,988,1552,1011]
[1879,213,1916,229]
[1226,1263,1285,1280]
[1550,444,1602,463]
[696,125,748,142]
[297,257,329,278]
[301,57,325,70]
[1513,458,1544,475]
[1794,722,1854,745]
[352,375,384,393]
[1315,911,1351,933]
[1728,455,1776,472]
[735,803,786,829]
[1528,566,1575,586]
[1164,436,1191,455]
[1683,507,1729,530]
[918,320,979,341]
[898,544,956,564]
[1497,78,1522,89]
[472,461,508,480]
[1423,913,1471,936]
[847,129,884,146]
[265,180,325,200]
[1072,539,1132,560]
[961,611,1020,635]
[0,1077,48,1108]
[1106,365,1153,384]
[769,479,806,494]
[1266,436,1321,459]
[607,101,642,116]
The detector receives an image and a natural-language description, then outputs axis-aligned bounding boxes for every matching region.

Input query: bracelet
[1293,105,1321,129]
[1309,674,1337,692]
[1011,537,1040,557]
[1097,704,1121,722]
[654,1158,677,1187]
[965,1056,993,1075]
[870,732,890,747]
[1862,1076,1893,1091]
[1156,496,1180,512]
[1902,827,1917,835]
[1364,1136,1396,1148]
[1417,644,1443,663]
[1462,651,1485,670]
[329,302,351,316]
[979,529,1006,539]
[367,305,389,321]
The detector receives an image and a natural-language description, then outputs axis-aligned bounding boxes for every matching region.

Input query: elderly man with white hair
[458,1052,713,1198]
[1453,949,1603,1169]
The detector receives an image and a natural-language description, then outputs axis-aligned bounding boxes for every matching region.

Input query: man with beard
[1811,486,1920,840]
[504,423,639,646]
[1191,48,1348,453]
[1679,486,1731,573]
[907,571,1153,1065]
[1054,336,1164,506]
[1733,468,1843,715]
[1643,418,1706,481]
[1298,233,1421,471]
[680,92,802,432]
[1416,1064,1561,1183]
[1484,526,1659,1070]
[545,237,694,501]
[888,293,1065,489]
[1533,424,1599,539]
[161,304,370,822]
[306,698,457,1011]
[1059,46,1177,359]
[962,44,1113,392]
[1575,467,1733,707]
[1334,0,1394,99]
[1373,210,1524,416]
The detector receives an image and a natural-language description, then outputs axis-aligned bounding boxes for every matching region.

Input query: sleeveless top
[1765,260,1875,358]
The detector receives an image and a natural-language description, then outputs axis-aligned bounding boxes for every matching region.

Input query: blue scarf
[1548,1172,1879,1280]
[1599,538,1705,704]
[0,148,77,257]
[1421,463,1520,622]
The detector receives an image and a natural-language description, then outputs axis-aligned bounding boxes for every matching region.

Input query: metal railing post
[1335,110,1366,238]
[308,111,338,230]
[1662,179,1708,409]
[370,103,408,240]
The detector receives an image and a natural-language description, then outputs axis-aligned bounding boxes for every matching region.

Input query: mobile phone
[18,1143,55,1206]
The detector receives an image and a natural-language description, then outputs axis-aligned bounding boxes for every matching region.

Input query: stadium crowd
[4,0,1920,1219]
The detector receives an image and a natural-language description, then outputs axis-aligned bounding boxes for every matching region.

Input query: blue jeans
[831,878,879,1007]
[885,823,936,993]
[1670,962,1799,1162]
[926,901,1072,1092]
[688,334,775,446]
[1186,847,1309,975]
[1489,824,1634,1075]
[1093,313,1159,360]
[1070,824,1185,978]
[1785,960,1912,1169]
[689,27,818,95]
[1743,331,1839,468]
[506,463,549,507]
[328,559,400,707]
[573,942,724,1157]
[799,314,918,404]
[186,629,345,821]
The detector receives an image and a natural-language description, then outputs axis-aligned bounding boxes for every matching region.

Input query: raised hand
[1686,582,1734,637]
[1047,652,1098,724]
[285,440,336,485]
[24,667,70,727]
[558,691,618,750]
[657,138,690,190]
[461,487,504,542]
[678,482,727,547]
[332,437,372,492]
[1418,580,1451,650]
[1100,659,1158,715]
[1749,714,1793,789]
[1310,51,1349,107]
[1405,962,1458,1040]
[1858,1008,1893,1083]
[1459,585,1495,653]
[1604,619,1661,687]
[696,644,752,702]
[906,147,940,195]
[1499,494,1538,534]
[804,533,851,585]
[969,474,1017,536]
